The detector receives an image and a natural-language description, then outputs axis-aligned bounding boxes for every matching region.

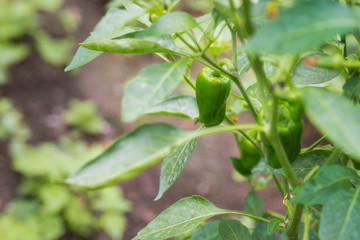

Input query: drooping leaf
[145,95,199,119]
[133,196,234,240]
[319,189,360,240]
[65,8,143,71]
[66,123,193,189]
[143,11,197,36]
[190,221,222,240]
[80,31,185,55]
[292,53,341,85]
[244,191,264,217]
[246,1,358,55]
[155,138,197,200]
[292,165,355,204]
[301,87,360,161]
[218,218,251,240]
[122,60,187,122]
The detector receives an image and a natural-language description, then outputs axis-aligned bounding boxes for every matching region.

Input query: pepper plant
[65,0,360,239]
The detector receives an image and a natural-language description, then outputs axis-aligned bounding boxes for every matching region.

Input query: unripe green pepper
[231,130,262,176]
[196,67,231,127]
[259,100,304,169]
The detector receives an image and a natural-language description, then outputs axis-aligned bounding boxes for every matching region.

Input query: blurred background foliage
[0,0,133,239]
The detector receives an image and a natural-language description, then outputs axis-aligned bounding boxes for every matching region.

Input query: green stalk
[303,135,327,153]
[324,148,341,166]
[273,175,286,197]
[286,204,304,240]
[269,97,299,189]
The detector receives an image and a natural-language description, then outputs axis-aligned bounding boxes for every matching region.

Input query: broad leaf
[66,123,193,188]
[252,222,276,240]
[133,196,234,240]
[343,77,360,104]
[190,221,221,240]
[292,53,341,85]
[267,219,281,236]
[123,1,151,26]
[122,60,187,122]
[319,189,360,240]
[292,165,355,204]
[252,150,335,177]
[145,95,199,119]
[244,191,264,217]
[155,138,197,200]
[218,218,251,240]
[301,87,360,160]
[80,31,185,55]
[246,1,358,55]
[143,11,197,36]
[237,54,251,76]
[65,8,143,71]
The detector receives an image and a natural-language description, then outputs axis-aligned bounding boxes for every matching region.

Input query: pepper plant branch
[269,96,300,189]
[225,115,262,152]
[273,175,286,197]
[183,75,196,90]
[286,204,304,240]
[324,147,341,166]
[303,135,327,153]
[229,25,258,119]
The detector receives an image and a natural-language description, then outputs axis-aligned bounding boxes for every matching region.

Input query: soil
[0,1,322,239]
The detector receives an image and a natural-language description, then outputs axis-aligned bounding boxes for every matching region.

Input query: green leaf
[252,222,276,240]
[246,1,358,55]
[65,8,142,71]
[267,219,281,236]
[155,138,197,200]
[143,11,197,36]
[122,60,187,122]
[80,31,185,55]
[218,218,251,240]
[301,87,360,160]
[252,150,339,177]
[237,54,251,77]
[66,123,193,189]
[292,165,355,204]
[244,191,264,217]
[190,221,222,240]
[145,95,199,119]
[343,77,360,104]
[319,189,360,240]
[292,53,341,85]
[287,150,337,178]
[133,196,234,240]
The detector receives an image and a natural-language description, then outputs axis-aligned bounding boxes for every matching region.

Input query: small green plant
[64,99,106,135]
[0,0,80,84]
[65,0,360,239]
[0,98,132,240]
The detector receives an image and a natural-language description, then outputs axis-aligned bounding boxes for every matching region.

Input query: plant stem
[303,135,327,153]
[302,205,310,240]
[273,175,286,197]
[269,97,299,189]
[286,204,304,240]
[324,148,341,166]
[229,25,258,119]
[183,75,196,90]
[266,210,286,221]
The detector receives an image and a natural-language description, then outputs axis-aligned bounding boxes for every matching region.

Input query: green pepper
[196,67,231,127]
[259,100,304,169]
[231,130,262,176]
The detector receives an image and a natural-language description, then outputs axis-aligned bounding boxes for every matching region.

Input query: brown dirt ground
[0,0,322,239]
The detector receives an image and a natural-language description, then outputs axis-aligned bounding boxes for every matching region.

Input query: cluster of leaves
[0,0,80,84]
[0,98,132,240]
[64,0,360,239]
